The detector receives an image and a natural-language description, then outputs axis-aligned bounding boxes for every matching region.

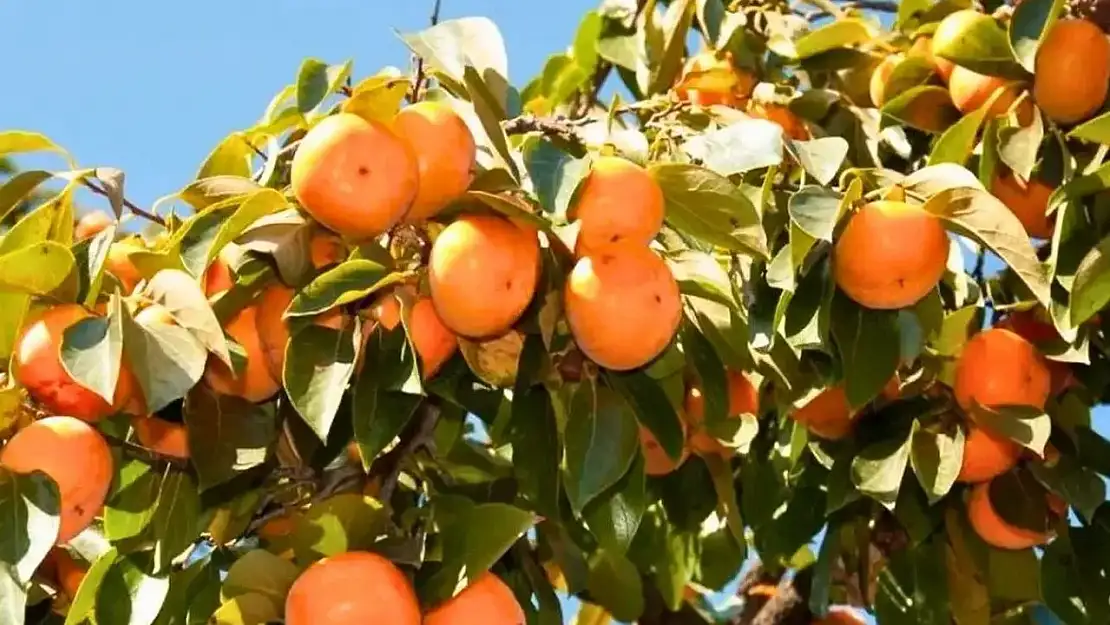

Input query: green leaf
[399,17,510,106]
[0,468,61,583]
[789,185,842,245]
[204,189,289,270]
[122,303,208,413]
[208,593,280,625]
[103,459,161,541]
[342,70,411,123]
[284,321,361,443]
[183,385,275,491]
[142,268,232,368]
[649,0,695,94]
[296,58,351,115]
[352,328,423,465]
[678,318,729,426]
[467,190,550,231]
[874,536,950,625]
[147,471,201,574]
[881,86,962,134]
[564,383,640,514]
[221,549,299,608]
[1041,516,1110,625]
[65,548,119,625]
[998,110,1044,180]
[96,553,171,625]
[924,187,1051,308]
[830,290,900,408]
[0,241,77,298]
[927,94,994,166]
[584,453,647,554]
[196,133,253,180]
[586,547,644,622]
[287,260,399,317]
[910,422,964,504]
[852,422,913,509]
[682,119,783,177]
[60,306,124,403]
[433,502,535,596]
[790,137,849,186]
[653,527,698,611]
[1008,0,1064,73]
[1071,234,1110,325]
[604,370,684,463]
[0,170,53,223]
[793,19,877,60]
[1028,454,1106,522]
[933,10,1027,78]
[290,494,389,564]
[967,403,1051,455]
[903,163,985,197]
[523,140,589,221]
[704,452,745,545]
[1068,109,1110,144]
[507,384,562,519]
[650,163,769,259]
[0,131,73,166]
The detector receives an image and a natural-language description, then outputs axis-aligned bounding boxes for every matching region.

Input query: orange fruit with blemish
[948,67,1034,125]
[683,370,759,456]
[571,156,665,253]
[990,169,1055,240]
[953,328,1051,413]
[131,415,190,460]
[0,416,113,544]
[291,113,419,240]
[393,101,476,223]
[564,243,681,371]
[424,572,526,625]
[284,551,421,625]
[967,480,1065,549]
[832,201,949,310]
[1034,18,1110,125]
[15,304,139,422]
[428,214,540,339]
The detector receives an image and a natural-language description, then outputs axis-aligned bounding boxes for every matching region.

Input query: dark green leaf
[830,290,900,408]
[584,453,646,554]
[295,59,330,114]
[564,383,640,514]
[184,385,276,491]
[287,260,399,317]
[507,385,562,519]
[1028,454,1106,522]
[148,472,201,573]
[604,369,684,463]
[852,422,913,509]
[96,553,171,625]
[103,459,161,541]
[290,494,389,564]
[1008,0,1065,72]
[284,321,361,442]
[874,535,950,625]
[587,547,644,622]
[64,548,119,625]
[221,550,300,610]
[910,422,964,503]
[0,469,61,583]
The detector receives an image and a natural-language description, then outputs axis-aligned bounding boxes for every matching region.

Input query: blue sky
[0,3,1103,624]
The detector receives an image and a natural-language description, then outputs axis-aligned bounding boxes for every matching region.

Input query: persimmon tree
[3,0,1110,624]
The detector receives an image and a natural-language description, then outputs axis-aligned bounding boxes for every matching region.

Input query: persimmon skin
[428,214,541,339]
[291,113,419,240]
[868,54,902,108]
[424,572,526,625]
[832,201,949,310]
[674,51,756,107]
[393,101,476,223]
[74,212,113,241]
[564,243,682,372]
[747,101,810,140]
[203,307,281,403]
[15,304,138,423]
[104,242,145,294]
[639,420,689,476]
[1034,18,1110,125]
[131,415,190,460]
[255,286,296,382]
[572,156,666,253]
[0,416,113,544]
[967,481,1061,550]
[790,386,854,440]
[953,328,1051,413]
[683,370,759,456]
[408,297,458,378]
[284,552,421,625]
[990,170,1055,240]
[957,425,1020,484]
[948,67,1034,125]
[995,310,1078,396]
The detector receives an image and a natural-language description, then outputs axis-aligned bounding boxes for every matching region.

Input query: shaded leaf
[184,385,276,491]
[284,321,361,442]
[564,383,639,514]
[830,290,900,408]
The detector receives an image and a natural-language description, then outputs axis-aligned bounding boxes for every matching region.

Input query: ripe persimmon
[203,245,239,298]
[990,169,1055,240]
[953,328,1051,413]
[424,572,525,625]
[393,101,476,223]
[868,54,902,108]
[790,386,854,440]
[564,243,681,371]
[204,306,281,403]
[254,285,295,382]
[370,291,402,332]
[684,370,759,456]
[428,214,540,338]
[640,420,689,476]
[832,201,949,309]
[43,548,87,600]
[995,310,1078,396]
[967,480,1064,549]
[674,50,756,107]
[291,113,419,240]
[0,416,113,544]
[747,101,810,140]
[284,551,420,625]
[948,67,1033,125]
[408,296,458,378]
[310,230,346,268]
[74,212,113,241]
[1034,18,1110,124]
[15,304,139,422]
[131,415,190,460]
[571,156,665,254]
[957,425,1020,483]
[104,242,145,294]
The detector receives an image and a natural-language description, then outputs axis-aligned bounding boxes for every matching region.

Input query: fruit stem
[80,178,167,228]
[408,0,444,103]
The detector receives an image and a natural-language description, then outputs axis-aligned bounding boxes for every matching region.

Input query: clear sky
[0,3,1101,625]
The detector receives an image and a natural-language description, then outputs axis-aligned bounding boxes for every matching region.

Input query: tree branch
[502,115,586,148]
[409,0,444,102]
[101,432,188,469]
[81,179,167,227]
[372,400,441,503]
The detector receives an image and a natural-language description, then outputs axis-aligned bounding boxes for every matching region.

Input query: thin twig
[804,0,899,20]
[374,401,441,503]
[101,432,188,469]
[81,179,167,227]
[501,115,586,148]
[409,0,444,102]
